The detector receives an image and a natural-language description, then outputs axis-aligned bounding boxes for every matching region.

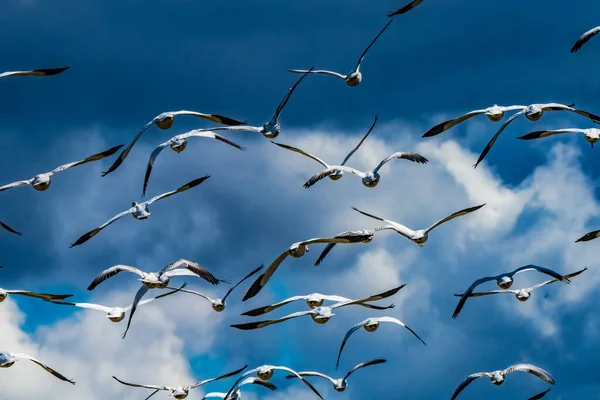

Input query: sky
[1,0,600,399]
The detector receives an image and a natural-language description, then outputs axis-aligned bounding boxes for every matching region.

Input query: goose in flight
[452,265,571,318]
[453,267,587,305]
[576,228,600,242]
[303,151,428,189]
[336,316,426,368]
[351,203,485,247]
[450,363,555,400]
[49,283,187,323]
[211,68,313,140]
[272,114,378,182]
[87,259,222,338]
[0,288,72,303]
[421,105,526,138]
[70,176,210,247]
[518,127,600,147]
[473,103,600,168]
[102,111,246,177]
[174,265,263,312]
[112,364,248,399]
[223,365,323,400]
[288,20,393,87]
[285,359,386,392]
[0,144,122,193]
[0,220,21,236]
[388,0,423,17]
[142,129,245,197]
[528,389,551,400]
[571,26,600,53]
[0,66,69,78]
[202,377,277,399]
[242,230,380,301]
[232,285,404,330]
[0,351,75,384]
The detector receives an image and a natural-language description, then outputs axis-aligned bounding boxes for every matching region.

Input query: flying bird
[452,265,571,318]
[518,127,600,147]
[0,220,21,236]
[174,265,263,312]
[102,111,246,176]
[271,114,378,182]
[112,364,248,399]
[142,129,245,197]
[0,288,72,303]
[576,228,600,243]
[450,363,555,400]
[242,231,379,301]
[473,103,600,168]
[453,267,587,305]
[0,66,69,78]
[211,68,313,140]
[0,144,122,193]
[336,316,426,368]
[86,259,222,338]
[421,105,526,138]
[303,151,428,189]
[223,365,323,400]
[388,0,423,17]
[288,20,393,87]
[571,26,600,53]
[232,285,404,330]
[49,283,187,323]
[285,359,386,392]
[70,176,210,247]
[0,351,75,384]
[202,377,277,399]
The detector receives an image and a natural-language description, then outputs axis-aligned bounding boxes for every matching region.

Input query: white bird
[351,203,485,247]
[571,26,600,53]
[0,66,69,78]
[0,144,122,193]
[473,103,600,168]
[303,151,428,189]
[287,20,393,87]
[285,359,386,392]
[86,259,222,338]
[336,316,426,368]
[202,377,277,400]
[387,0,423,17]
[49,283,187,322]
[528,388,551,400]
[421,105,527,138]
[211,68,313,140]
[272,114,377,182]
[174,265,263,312]
[453,267,587,305]
[102,111,246,176]
[450,363,555,400]
[518,127,600,147]
[0,351,75,384]
[112,364,248,400]
[232,285,404,330]
[576,228,600,242]
[0,220,21,236]
[0,288,72,303]
[142,129,246,196]
[70,176,210,247]
[242,230,381,301]
[223,365,323,400]
[452,265,571,318]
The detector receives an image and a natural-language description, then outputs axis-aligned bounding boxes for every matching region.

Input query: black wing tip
[105,144,125,154]
[230,323,257,330]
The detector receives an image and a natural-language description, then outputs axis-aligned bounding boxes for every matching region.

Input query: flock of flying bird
[1,1,599,399]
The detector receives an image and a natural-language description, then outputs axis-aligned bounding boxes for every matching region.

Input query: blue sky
[1,0,600,399]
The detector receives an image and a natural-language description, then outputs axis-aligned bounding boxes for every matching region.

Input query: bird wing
[511,264,570,283]
[121,285,150,339]
[530,267,588,290]
[0,220,21,236]
[141,139,172,198]
[387,0,423,17]
[102,119,155,176]
[222,264,263,302]
[421,109,488,138]
[13,353,75,384]
[536,103,600,121]
[231,310,313,330]
[87,264,145,291]
[168,287,214,303]
[452,275,500,318]
[111,376,166,391]
[287,68,346,80]
[351,206,414,238]
[528,388,551,400]
[70,208,133,248]
[372,151,429,174]
[211,125,264,134]
[336,320,367,368]
[241,295,307,317]
[49,145,123,175]
[314,242,338,267]
[473,109,525,168]
[303,168,339,189]
[377,316,427,345]
[171,110,247,126]
[341,114,378,166]
[145,175,210,205]
[571,26,600,53]
[576,229,600,242]
[0,66,69,78]
[285,371,336,384]
[6,290,73,301]
[0,179,34,192]
[242,251,290,301]
[272,67,314,121]
[343,359,387,381]
[517,128,585,140]
[355,19,393,71]
[238,377,277,391]
[189,364,248,389]
[450,372,491,400]
[425,204,486,234]
[503,363,555,384]
[47,301,111,313]
[454,289,515,297]
[161,259,220,285]
[184,130,247,150]
[270,141,329,168]
[331,284,406,310]
[128,283,188,311]
[273,366,323,400]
